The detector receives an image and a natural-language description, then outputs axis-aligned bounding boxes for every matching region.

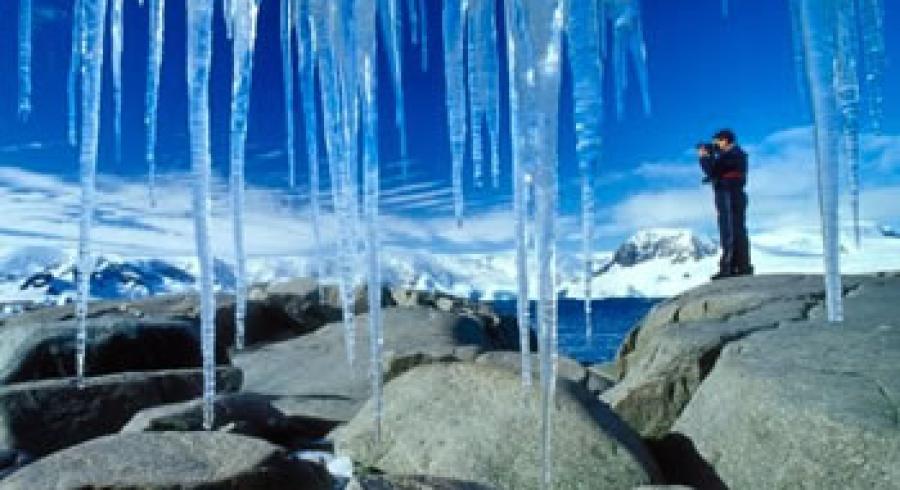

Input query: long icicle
[419,0,428,71]
[229,0,261,351]
[835,1,862,249]
[76,0,110,385]
[18,0,32,119]
[146,0,166,207]
[68,0,84,146]
[111,0,124,163]
[298,0,325,302]
[798,0,843,323]
[379,0,409,162]
[186,0,217,429]
[509,0,565,486]
[566,0,604,341]
[858,0,885,132]
[357,0,385,442]
[504,0,531,389]
[443,0,468,227]
[313,0,358,367]
[281,0,297,187]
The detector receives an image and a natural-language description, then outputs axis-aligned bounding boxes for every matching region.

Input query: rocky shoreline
[0,273,897,489]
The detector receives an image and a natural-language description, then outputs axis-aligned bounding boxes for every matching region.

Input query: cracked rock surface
[603,274,841,438]
[673,275,900,490]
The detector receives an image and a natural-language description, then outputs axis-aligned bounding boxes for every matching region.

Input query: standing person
[698,129,753,280]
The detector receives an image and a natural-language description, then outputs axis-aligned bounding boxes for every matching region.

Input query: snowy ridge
[3,226,900,308]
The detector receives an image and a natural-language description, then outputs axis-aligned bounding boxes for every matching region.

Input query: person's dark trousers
[714,179,752,275]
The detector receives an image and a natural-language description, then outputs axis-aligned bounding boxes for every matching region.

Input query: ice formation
[228,0,262,351]
[111,0,124,163]
[16,0,886,481]
[18,0,32,119]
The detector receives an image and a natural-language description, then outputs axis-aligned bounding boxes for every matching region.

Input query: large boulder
[0,317,220,384]
[672,275,900,489]
[603,275,859,438]
[332,363,661,490]
[0,367,241,456]
[0,431,331,489]
[234,307,498,423]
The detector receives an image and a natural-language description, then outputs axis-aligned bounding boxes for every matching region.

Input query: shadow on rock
[646,432,728,490]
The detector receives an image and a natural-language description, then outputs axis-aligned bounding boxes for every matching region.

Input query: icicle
[419,0,428,71]
[722,0,729,18]
[186,0,217,429]
[788,0,809,103]
[18,0,32,119]
[68,0,84,147]
[508,0,565,486]
[229,0,261,351]
[76,0,110,385]
[797,0,843,323]
[297,0,325,302]
[443,0,467,226]
[312,0,360,367]
[223,0,235,39]
[467,0,501,188]
[566,0,604,341]
[609,0,651,119]
[146,0,166,207]
[356,0,385,442]
[835,1,862,249]
[504,0,531,389]
[407,0,419,45]
[281,0,297,188]
[111,0,124,164]
[467,8,483,188]
[858,0,885,132]
[379,0,409,163]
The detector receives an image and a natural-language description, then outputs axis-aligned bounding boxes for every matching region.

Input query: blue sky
[0,0,898,254]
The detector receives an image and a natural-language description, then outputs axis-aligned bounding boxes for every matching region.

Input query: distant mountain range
[3,225,900,310]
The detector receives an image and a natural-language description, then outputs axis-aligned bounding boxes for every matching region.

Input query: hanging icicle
[228,0,261,351]
[443,0,468,227]
[68,0,84,147]
[297,0,326,302]
[858,0,885,132]
[76,0,110,385]
[566,0,604,341]
[379,0,409,167]
[111,0,124,163]
[797,0,844,323]
[281,0,297,188]
[835,1,862,249]
[419,0,428,71]
[608,0,651,119]
[467,0,501,188]
[504,0,532,390]
[356,0,385,443]
[18,0,32,119]
[186,0,217,429]
[145,0,166,206]
[507,0,566,486]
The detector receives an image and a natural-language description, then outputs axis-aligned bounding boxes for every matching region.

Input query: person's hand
[697,146,710,158]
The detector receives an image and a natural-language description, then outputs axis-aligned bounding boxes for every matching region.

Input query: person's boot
[733,265,755,277]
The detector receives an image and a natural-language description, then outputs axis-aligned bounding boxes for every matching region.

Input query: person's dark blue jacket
[700,145,748,185]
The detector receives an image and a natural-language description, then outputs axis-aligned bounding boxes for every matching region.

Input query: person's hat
[713,129,736,143]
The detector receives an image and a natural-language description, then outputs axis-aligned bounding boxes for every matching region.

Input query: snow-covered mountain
[3,225,900,308]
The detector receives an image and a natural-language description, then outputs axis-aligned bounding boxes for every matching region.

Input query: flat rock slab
[0,367,241,456]
[673,276,900,489]
[332,363,660,490]
[234,307,492,423]
[0,431,331,490]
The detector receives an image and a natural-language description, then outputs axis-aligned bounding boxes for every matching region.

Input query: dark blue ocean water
[490,298,662,364]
